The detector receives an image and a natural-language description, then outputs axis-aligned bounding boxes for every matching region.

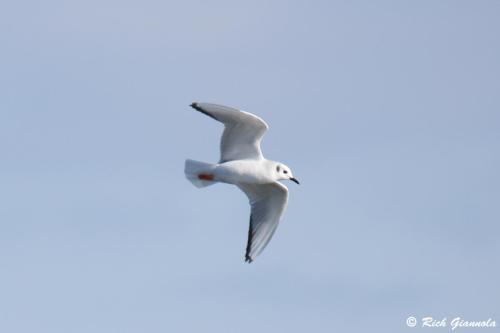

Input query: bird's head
[274,163,299,184]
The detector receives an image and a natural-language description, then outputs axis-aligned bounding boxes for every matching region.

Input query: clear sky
[1,1,499,332]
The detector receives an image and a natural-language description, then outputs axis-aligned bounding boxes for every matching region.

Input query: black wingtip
[244,215,254,263]
[190,102,219,121]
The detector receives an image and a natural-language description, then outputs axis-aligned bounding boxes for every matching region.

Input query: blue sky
[1,1,499,332]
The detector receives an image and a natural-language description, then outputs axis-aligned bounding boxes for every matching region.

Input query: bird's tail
[184,159,218,188]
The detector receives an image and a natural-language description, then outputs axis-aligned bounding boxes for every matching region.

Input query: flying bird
[185,102,299,263]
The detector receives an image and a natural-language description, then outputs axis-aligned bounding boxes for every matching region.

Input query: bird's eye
[284,170,288,174]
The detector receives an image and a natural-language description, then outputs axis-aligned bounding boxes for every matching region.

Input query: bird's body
[212,159,278,185]
[185,102,299,263]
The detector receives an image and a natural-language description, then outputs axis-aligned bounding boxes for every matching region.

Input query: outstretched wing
[190,102,269,162]
[238,182,289,263]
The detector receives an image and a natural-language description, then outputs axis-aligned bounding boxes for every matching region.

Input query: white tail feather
[184,159,217,188]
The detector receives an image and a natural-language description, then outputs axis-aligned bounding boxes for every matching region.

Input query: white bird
[185,102,299,263]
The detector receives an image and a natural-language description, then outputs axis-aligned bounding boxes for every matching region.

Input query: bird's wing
[237,182,289,263]
[190,102,269,162]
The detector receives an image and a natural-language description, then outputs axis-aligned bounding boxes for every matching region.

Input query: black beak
[290,177,300,185]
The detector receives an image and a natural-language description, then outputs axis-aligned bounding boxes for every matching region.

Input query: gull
[184,102,299,263]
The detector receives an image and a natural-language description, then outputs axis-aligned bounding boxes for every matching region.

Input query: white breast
[215,160,273,185]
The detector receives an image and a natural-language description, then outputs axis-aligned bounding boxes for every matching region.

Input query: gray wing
[190,102,269,162]
[238,182,289,263]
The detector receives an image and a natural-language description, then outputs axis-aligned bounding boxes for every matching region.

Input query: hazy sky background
[1,1,499,332]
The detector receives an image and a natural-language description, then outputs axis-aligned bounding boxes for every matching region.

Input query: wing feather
[238,182,289,263]
[190,102,268,162]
